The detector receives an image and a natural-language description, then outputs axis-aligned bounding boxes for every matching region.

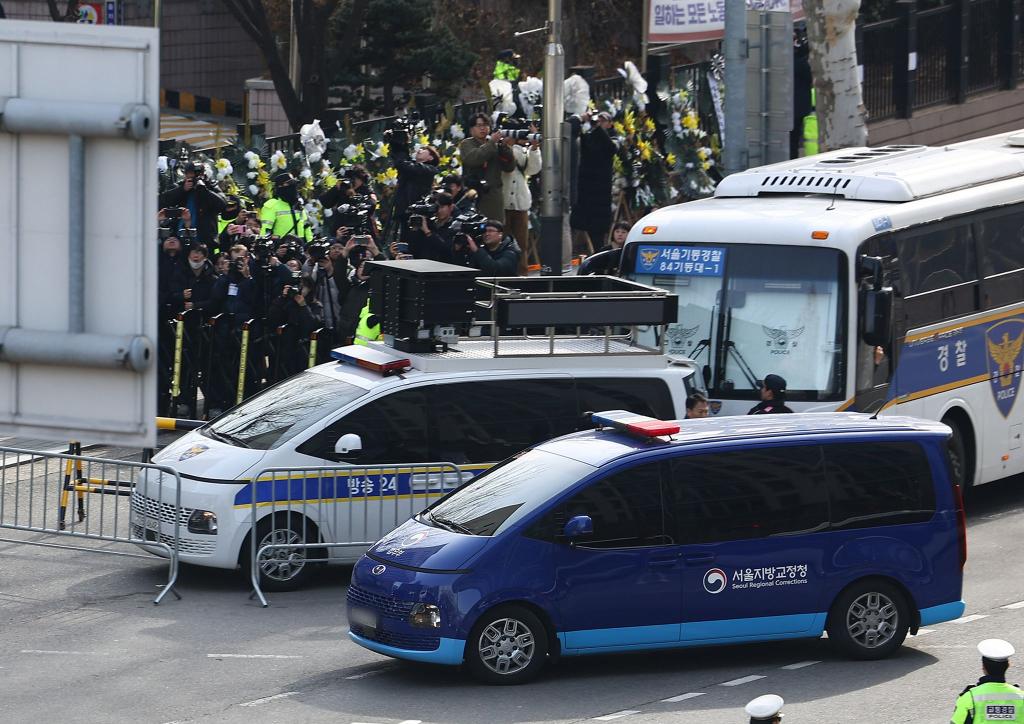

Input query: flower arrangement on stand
[662,86,717,201]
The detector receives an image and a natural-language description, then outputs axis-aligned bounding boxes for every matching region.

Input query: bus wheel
[827,579,909,660]
[248,515,317,592]
[466,605,549,685]
[944,416,972,490]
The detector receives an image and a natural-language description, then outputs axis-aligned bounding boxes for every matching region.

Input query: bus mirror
[861,288,893,347]
[563,515,593,539]
[334,433,363,455]
[702,364,712,388]
[859,255,885,288]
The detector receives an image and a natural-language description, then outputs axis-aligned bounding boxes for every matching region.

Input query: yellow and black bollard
[235,320,252,405]
[308,328,321,369]
[58,441,86,530]
[171,313,185,401]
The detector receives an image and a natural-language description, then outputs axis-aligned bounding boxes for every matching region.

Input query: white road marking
[21,649,105,656]
[239,691,299,707]
[781,660,820,670]
[916,628,935,635]
[593,711,640,721]
[398,721,424,724]
[1003,601,1024,609]
[345,666,394,680]
[662,692,705,702]
[953,614,988,624]
[207,653,303,659]
[719,674,766,687]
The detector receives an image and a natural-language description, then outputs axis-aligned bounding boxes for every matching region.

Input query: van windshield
[202,371,367,450]
[422,449,595,536]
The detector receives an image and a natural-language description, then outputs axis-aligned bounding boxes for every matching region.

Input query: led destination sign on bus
[635,245,726,276]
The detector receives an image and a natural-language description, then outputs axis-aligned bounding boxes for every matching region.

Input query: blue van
[346,412,967,683]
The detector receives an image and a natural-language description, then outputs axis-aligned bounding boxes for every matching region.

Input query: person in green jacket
[260,172,313,242]
[493,49,521,81]
[951,639,1024,723]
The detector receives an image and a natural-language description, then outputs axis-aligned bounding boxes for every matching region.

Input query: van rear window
[824,442,936,529]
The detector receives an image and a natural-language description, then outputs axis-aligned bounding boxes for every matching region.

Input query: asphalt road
[2,458,1024,724]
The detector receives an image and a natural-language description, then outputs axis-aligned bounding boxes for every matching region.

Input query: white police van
[133,270,702,590]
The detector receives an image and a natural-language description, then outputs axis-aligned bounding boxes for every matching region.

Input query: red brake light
[953,482,967,569]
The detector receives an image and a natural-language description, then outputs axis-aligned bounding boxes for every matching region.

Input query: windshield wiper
[429,512,474,535]
[207,428,251,448]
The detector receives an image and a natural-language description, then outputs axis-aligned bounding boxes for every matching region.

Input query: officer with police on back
[951,639,1024,723]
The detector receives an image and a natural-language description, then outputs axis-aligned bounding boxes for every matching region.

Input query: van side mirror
[861,287,893,347]
[334,433,363,455]
[563,515,593,539]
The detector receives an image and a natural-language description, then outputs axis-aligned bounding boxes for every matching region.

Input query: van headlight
[187,509,218,534]
[409,603,441,629]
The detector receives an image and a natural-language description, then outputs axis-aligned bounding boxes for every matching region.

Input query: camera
[406,196,438,230]
[382,115,420,150]
[250,236,277,267]
[495,114,542,143]
[307,239,332,261]
[283,270,303,298]
[333,197,375,235]
[450,210,488,248]
[164,207,185,220]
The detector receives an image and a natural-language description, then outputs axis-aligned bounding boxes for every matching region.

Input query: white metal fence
[0,445,183,604]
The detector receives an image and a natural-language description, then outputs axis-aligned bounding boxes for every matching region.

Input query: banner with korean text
[647,0,804,44]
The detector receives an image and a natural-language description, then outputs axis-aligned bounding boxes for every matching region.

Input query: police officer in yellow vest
[260,172,313,242]
[951,639,1024,723]
[494,49,522,81]
[354,298,381,346]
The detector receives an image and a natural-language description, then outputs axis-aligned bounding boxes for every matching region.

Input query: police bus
[621,129,1024,490]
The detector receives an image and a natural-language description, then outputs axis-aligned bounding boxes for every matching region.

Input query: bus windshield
[625,243,846,401]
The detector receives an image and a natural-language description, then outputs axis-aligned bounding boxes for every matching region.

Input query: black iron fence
[859,0,1022,122]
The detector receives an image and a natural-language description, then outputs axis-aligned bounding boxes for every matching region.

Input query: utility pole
[539,0,565,275]
[289,0,301,99]
[723,0,748,175]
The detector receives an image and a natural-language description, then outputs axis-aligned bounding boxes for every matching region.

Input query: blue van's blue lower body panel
[919,600,965,625]
[349,602,965,665]
[348,630,465,665]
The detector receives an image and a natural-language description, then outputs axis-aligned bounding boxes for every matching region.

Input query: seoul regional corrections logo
[703,568,727,594]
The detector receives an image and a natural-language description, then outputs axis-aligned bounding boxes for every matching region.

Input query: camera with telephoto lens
[406,195,438,231]
[450,210,488,248]
[251,236,277,267]
[307,238,332,261]
[495,114,542,143]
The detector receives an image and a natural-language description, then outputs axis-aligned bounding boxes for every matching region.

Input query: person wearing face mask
[259,172,313,242]
[171,243,218,316]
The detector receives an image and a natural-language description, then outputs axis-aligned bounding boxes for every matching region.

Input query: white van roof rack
[714,142,1024,202]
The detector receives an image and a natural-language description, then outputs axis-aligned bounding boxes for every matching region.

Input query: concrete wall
[2,0,266,104]
[868,87,1024,147]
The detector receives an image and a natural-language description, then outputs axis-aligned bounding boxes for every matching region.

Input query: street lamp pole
[539,0,564,275]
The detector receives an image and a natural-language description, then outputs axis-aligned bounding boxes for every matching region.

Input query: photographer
[158,162,227,245]
[267,275,323,379]
[460,219,522,276]
[391,142,440,233]
[442,174,478,212]
[206,244,259,416]
[502,132,541,274]
[211,244,258,319]
[320,166,379,240]
[458,113,514,222]
[260,172,313,242]
[404,192,458,263]
[171,243,218,315]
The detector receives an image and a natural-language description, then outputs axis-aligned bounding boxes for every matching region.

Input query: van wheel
[466,605,549,685]
[247,516,317,592]
[827,580,909,660]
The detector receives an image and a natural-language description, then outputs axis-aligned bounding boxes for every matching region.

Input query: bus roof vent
[714,144,1024,202]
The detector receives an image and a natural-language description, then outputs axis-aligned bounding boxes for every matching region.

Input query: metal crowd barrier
[0,444,184,604]
[248,462,468,607]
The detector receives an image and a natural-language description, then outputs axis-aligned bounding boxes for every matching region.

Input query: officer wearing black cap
[494,49,522,81]
[748,374,794,414]
[745,694,784,723]
[951,639,1024,723]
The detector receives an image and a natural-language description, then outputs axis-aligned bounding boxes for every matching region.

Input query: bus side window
[975,206,1024,310]
[898,222,979,327]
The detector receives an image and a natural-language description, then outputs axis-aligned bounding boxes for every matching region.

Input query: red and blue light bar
[331,345,411,376]
[591,410,680,438]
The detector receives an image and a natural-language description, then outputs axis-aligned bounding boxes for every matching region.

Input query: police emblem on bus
[178,444,208,461]
[762,325,804,354]
[371,564,386,575]
[639,248,660,270]
[703,568,727,594]
[985,319,1024,418]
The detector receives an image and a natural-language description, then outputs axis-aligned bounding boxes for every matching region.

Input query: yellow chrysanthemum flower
[698,148,708,161]
[683,112,699,131]
[614,122,626,136]
[643,117,655,132]
[666,153,677,166]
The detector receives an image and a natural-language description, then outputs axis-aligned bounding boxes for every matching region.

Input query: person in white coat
[502,136,542,274]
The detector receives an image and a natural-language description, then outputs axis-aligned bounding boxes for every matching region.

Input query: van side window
[428,380,578,465]
[576,378,674,419]
[555,462,667,548]
[667,446,828,544]
[824,442,936,529]
[295,388,429,464]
